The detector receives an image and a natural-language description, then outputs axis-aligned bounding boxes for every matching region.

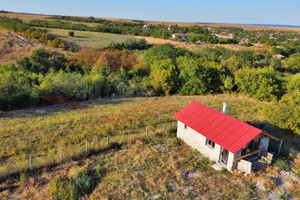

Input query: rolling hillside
[0,95,299,199]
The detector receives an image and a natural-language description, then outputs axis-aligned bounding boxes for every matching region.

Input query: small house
[239,38,249,45]
[168,25,173,31]
[110,22,119,26]
[273,54,286,59]
[212,33,234,39]
[143,24,150,29]
[173,101,279,174]
[172,33,187,41]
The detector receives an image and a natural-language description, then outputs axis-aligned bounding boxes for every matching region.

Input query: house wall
[176,121,271,172]
[259,136,270,150]
[177,121,234,170]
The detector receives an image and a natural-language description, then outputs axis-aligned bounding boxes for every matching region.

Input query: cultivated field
[45,28,135,48]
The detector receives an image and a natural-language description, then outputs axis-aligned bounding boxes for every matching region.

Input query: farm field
[45,28,135,48]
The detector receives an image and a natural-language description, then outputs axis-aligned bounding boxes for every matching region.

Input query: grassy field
[45,28,134,48]
[0,94,276,178]
[0,95,300,199]
[1,126,300,199]
[44,28,272,52]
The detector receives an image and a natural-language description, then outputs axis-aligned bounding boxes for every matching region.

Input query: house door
[220,148,229,165]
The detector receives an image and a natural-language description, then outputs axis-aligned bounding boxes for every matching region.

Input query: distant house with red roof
[173,101,278,174]
[213,33,235,39]
[239,37,249,45]
[172,33,187,41]
[168,25,173,31]
[110,22,119,26]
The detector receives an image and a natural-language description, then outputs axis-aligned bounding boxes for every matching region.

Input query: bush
[221,167,230,175]
[107,38,147,50]
[49,176,72,200]
[273,158,290,171]
[95,164,105,180]
[71,169,92,199]
[269,91,300,134]
[234,67,282,101]
[68,31,75,37]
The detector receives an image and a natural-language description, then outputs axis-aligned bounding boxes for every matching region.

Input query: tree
[0,70,32,110]
[287,74,300,92]
[220,55,251,74]
[177,56,222,95]
[143,44,176,66]
[284,54,300,73]
[149,59,178,95]
[224,76,235,93]
[234,67,282,101]
[268,91,300,134]
[29,48,52,74]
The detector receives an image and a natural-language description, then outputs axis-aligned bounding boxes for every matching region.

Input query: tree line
[0,43,299,133]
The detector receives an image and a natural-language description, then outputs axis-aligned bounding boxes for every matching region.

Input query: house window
[184,124,188,129]
[206,138,215,148]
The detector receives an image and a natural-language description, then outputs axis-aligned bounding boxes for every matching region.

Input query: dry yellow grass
[135,35,272,53]
[0,29,71,64]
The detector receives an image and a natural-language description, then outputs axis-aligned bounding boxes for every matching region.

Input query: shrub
[269,91,300,134]
[279,193,289,200]
[234,67,283,101]
[49,176,72,200]
[221,167,230,175]
[273,158,290,171]
[68,31,75,37]
[71,169,92,199]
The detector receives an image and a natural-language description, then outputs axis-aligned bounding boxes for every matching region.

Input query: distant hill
[1,11,300,33]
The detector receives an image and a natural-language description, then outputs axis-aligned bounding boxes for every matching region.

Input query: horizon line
[2,10,300,29]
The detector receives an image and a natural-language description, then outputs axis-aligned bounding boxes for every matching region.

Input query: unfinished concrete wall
[259,136,270,151]
[237,159,252,174]
[232,149,243,170]
[177,121,233,170]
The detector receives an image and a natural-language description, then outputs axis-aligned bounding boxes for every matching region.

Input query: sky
[1,0,300,26]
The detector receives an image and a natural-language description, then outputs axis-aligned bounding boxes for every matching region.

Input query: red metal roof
[172,101,262,154]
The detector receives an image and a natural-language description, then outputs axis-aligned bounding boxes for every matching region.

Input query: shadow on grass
[0,97,134,119]
[248,121,300,157]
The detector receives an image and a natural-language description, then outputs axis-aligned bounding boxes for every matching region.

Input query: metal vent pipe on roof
[222,103,228,114]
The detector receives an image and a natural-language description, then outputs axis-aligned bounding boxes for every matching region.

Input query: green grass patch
[45,28,135,48]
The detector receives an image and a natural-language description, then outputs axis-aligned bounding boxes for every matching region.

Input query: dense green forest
[1,42,300,133]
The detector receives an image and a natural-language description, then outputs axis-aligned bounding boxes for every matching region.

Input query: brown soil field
[1,12,300,33]
[0,29,71,65]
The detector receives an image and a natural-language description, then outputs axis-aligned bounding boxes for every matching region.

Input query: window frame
[205,138,215,148]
